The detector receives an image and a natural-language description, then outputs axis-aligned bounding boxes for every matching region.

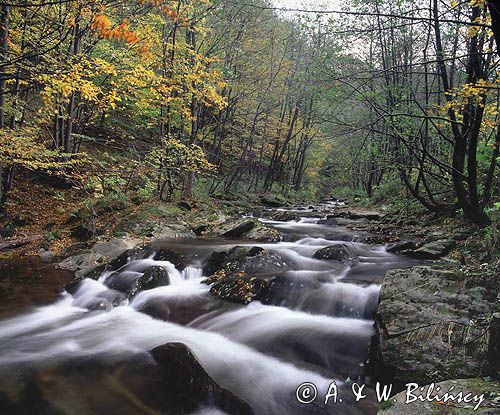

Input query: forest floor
[0,170,277,259]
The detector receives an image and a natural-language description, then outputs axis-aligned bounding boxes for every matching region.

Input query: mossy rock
[202,270,269,304]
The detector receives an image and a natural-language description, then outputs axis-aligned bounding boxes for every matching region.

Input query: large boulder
[259,194,287,207]
[209,218,281,242]
[91,238,143,260]
[328,207,383,221]
[211,218,256,238]
[313,244,357,262]
[139,266,170,291]
[373,266,498,389]
[386,241,417,254]
[150,223,195,239]
[204,246,287,277]
[108,246,187,272]
[245,223,282,242]
[107,246,145,270]
[405,239,456,259]
[148,247,187,270]
[56,253,105,278]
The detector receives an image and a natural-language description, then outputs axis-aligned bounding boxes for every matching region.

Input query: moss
[379,400,394,411]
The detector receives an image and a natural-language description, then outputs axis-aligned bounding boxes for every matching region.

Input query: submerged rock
[313,244,357,262]
[139,295,223,325]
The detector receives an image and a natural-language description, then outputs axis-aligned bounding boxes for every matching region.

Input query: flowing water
[0,206,419,415]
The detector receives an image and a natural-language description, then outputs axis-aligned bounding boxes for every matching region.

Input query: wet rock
[373,266,498,388]
[105,266,169,298]
[96,289,128,307]
[386,241,417,253]
[0,349,249,415]
[380,378,500,415]
[108,247,144,271]
[56,253,105,278]
[85,297,112,311]
[82,263,108,280]
[317,215,338,225]
[204,271,270,304]
[203,250,229,275]
[64,278,85,295]
[236,250,287,276]
[148,247,187,270]
[203,246,286,278]
[152,343,253,415]
[313,244,357,262]
[270,211,300,222]
[406,239,456,259]
[213,218,256,238]
[244,223,282,242]
[140,266,170,291]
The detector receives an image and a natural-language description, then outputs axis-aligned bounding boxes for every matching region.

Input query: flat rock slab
[91,238,143,259]
[56,253,106,278]
[380,378,500,415]
[375,266,499,387]
[332,207,384,221]
[209,218,282,242]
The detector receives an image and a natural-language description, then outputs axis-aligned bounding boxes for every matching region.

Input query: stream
[0,204,420,415]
